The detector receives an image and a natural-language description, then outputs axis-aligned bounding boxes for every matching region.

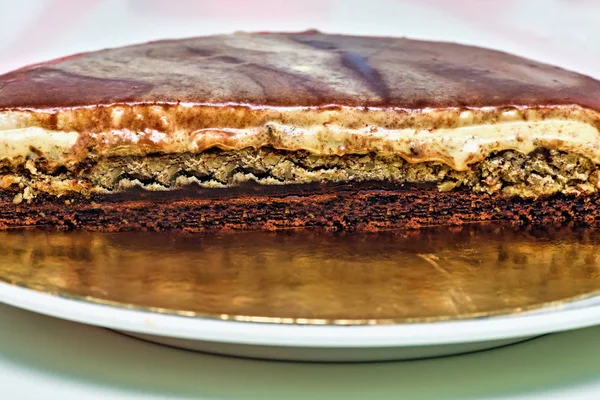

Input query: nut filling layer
[4,147,599,204]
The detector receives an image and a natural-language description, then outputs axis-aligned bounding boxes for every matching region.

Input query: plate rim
[3,283,600,348]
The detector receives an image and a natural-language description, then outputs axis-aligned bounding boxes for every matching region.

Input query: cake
[0,31,599,231]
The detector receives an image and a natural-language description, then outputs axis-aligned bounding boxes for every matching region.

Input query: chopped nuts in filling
[1,147,598,203]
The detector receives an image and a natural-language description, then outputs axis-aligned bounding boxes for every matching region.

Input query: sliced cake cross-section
[0,31,599,231]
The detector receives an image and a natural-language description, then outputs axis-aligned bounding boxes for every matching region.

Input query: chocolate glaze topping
[1,30,599,110]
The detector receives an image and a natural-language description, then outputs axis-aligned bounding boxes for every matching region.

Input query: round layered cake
[0,31,599,231]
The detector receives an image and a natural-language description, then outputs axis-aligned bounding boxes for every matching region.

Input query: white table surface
[1,303,600,400]
[1,1,600,398]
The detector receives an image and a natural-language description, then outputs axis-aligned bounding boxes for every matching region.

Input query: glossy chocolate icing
[1,30,599,111]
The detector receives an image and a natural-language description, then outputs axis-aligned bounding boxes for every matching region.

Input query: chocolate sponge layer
[0,181,598,232]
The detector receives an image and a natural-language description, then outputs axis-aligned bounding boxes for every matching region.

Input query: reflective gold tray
[1,224,599,325]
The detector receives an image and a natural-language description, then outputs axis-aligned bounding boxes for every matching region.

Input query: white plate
[3,283,600,362]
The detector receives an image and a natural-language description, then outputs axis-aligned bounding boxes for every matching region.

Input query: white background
[1,0,600,399]
[1,0,599,79]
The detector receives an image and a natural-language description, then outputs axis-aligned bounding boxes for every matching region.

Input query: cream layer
[0,106,598,171]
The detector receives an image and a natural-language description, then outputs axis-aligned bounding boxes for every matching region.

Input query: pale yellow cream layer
[0,127,79,162]
[185,119,600,170]
[0,109,599,171]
